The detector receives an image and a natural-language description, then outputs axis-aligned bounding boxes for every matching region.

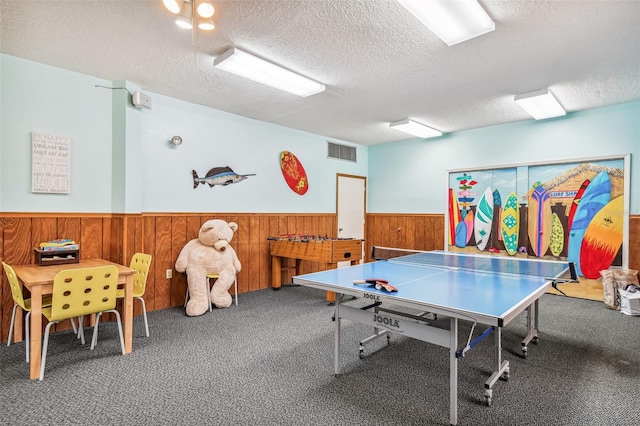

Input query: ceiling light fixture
[397,0,494,46]
[389,119,442,139]
[213,47,326,97]
[163,0,215,31]
[514,89,566,120]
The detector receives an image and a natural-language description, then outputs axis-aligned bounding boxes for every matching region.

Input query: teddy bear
[175,219,241,317]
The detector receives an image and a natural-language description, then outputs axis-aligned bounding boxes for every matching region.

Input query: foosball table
[269,235,363,302]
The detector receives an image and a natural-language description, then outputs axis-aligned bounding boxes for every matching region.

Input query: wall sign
[31,131,71,194]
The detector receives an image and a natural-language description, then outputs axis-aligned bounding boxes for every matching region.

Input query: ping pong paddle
[353,278,387,285]
[352,278,397,293]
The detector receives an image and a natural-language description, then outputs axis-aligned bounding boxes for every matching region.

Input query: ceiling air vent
[327,141,357,162]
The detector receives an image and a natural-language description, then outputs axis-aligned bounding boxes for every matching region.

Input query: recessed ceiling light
[214,47,326,97]
[389,119,442,138]
[397,0,495,46]
[514,89,566,120]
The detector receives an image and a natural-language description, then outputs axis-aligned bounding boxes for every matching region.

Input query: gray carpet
[1,285,639,426]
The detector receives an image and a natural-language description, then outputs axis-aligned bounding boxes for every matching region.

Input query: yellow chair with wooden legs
[115,253,152,337]
[39,265,125,381]
[3,261,67,363]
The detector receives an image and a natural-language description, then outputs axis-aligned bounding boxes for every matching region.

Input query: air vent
[327,141,357,162]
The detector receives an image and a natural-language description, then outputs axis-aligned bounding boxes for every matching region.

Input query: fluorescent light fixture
[213,47,326,97]
[389,119,442,138]
[514,89,566,120]
[397,0,495,46]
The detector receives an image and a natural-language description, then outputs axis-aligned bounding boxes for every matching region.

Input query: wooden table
[269,238,363,302]
[12,259,136,380]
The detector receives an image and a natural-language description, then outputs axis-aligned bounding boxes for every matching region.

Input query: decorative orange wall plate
[280,151,308,195]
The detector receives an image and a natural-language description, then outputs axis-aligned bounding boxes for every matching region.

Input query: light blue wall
[368,102,640,214]
[2,54,637,216]
[0,54,368,214]
[0,55,114,213]
[140,92,367,213]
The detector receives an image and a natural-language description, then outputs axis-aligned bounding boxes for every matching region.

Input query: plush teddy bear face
[198,219,238,252]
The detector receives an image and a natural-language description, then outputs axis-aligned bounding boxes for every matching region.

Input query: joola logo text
[363,293,380,301]
[373,314,400,329]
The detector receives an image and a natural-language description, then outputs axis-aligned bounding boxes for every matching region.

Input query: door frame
[336,173,367,259]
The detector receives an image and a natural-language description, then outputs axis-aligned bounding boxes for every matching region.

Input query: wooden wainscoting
[1,212,638,342]
[0,212,337,342]
[365,214,446,258]
[366,213,640,302]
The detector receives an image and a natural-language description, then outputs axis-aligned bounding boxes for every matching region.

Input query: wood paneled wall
[0,213,336,342]
[1,212,639,343]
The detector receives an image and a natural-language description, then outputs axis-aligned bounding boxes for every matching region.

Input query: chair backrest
[2,262,27,310]
[130,253,152,297]
[49,265,119,322]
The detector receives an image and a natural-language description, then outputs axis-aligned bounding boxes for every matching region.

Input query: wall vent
[327,141,357,162]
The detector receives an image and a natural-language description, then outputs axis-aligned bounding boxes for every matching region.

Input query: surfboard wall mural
[447,159,628,301]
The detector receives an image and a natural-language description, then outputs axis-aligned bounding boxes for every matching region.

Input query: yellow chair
[3,262,60,363]
[116,253,152,337]
[39,265,124,381]
[184,273,238,312]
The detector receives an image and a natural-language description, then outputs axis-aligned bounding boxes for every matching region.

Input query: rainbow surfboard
[567,171,611,276]
[448,188,461,246]
[464,209,474,245]
[579,195,624,279]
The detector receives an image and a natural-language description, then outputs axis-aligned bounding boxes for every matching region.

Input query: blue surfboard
[567,171,611,276]
[454,221,467,248]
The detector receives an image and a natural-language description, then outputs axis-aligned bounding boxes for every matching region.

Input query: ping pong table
[292,249,574,426]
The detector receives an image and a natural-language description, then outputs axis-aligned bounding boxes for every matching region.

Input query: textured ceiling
[1,1,639,145]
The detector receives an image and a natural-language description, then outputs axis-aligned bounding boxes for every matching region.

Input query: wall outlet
[166,269,172,279]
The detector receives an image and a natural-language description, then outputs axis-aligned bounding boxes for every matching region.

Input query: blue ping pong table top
[293,252,570,322]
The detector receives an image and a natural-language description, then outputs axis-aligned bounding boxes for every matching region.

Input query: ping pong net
[371,246,577,290]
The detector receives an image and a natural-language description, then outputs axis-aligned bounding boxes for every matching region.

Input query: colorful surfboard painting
[501,192,519,256]
[567,171,611,276]
[448,188,461,246]
[448,158,627,302]
[549,213,564,257]
[579,195,624,279]
[493,189,503,242]
[474,187,494,251]
[528,184,552,257]
[454,222,467,248]
[464,210,474,245]
[566,179,590,249]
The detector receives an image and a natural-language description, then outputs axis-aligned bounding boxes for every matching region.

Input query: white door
[337,174,366,267]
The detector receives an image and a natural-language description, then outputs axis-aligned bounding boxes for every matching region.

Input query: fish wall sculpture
[192,166,256,188]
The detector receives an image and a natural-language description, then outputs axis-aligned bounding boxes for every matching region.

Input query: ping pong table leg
[449,317,458,426]
[334,293,342,376]
[484,326,510,406]
[521,301,540,358]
